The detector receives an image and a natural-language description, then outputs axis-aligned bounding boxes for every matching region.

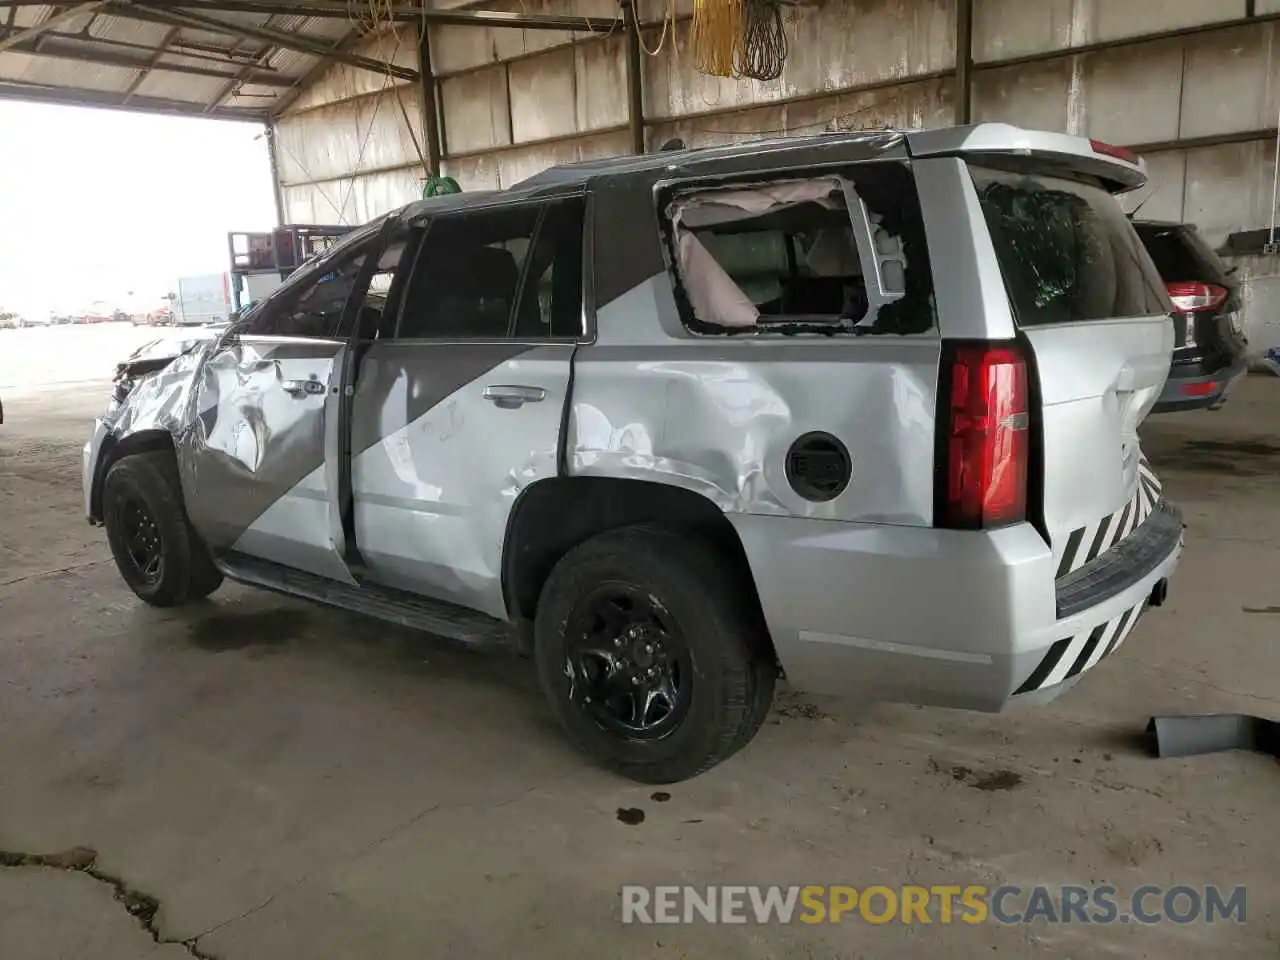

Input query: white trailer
[170,273,233,326]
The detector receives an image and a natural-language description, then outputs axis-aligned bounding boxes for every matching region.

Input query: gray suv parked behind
[84,124,1183,783]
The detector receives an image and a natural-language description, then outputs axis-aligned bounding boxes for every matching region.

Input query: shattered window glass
[971,167,1167,326]
[661,162,935,337]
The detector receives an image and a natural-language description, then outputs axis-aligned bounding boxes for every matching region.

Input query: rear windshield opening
[660,164,936,337]
[1133,223,1232,286]
[971,166,1169,326]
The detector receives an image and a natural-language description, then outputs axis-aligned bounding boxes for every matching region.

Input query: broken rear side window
[660,163,935,336]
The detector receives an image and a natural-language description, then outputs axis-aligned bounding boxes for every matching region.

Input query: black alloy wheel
[564,585,692,740]
[534,524,776,783]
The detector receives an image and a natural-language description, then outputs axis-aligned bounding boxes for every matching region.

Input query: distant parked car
[1134,219,1248,412]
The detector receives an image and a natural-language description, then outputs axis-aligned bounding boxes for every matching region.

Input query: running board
[213,551,513,647]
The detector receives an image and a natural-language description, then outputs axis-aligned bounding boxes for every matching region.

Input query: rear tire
[534,525,775,784]
[103,452,222,607]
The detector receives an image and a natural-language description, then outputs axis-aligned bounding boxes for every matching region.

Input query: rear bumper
[731,506,1183,711]
[1152,355,1247,412]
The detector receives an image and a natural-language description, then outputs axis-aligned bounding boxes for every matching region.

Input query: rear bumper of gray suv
[730,506,1183,711]
[1152,355,1247,413]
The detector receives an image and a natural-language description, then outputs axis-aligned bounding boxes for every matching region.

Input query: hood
[116,326,225,381]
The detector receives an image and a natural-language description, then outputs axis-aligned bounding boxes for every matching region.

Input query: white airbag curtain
[667,177,850,329]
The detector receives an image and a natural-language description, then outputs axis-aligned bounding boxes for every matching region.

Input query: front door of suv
[181,225,386,584]
[348,196,586,620]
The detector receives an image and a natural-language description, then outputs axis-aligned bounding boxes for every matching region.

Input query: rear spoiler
[905,123,1147,194]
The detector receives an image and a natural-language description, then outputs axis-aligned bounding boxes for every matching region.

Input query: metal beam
[0,78,268,120]
[622,0,643,153]
[205,39,270,113]
[110,1,419,80]
[954,0,972,124]
[269,23,361,117]
[124,27,180,103]
[0,26,292,86]
[417,19,441,174]
[172,1,621,32]
[0,0,108,54]
[974,9,1280,72]
[1126,127,1277,155]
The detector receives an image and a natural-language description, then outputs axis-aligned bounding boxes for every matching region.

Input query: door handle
[482,384,546,409]
[281,377,326,397]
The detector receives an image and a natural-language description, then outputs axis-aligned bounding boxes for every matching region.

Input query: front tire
[534,525,775,784]
[102,452,222,607]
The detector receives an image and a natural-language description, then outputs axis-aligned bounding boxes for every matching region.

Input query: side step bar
[213,551,513,647]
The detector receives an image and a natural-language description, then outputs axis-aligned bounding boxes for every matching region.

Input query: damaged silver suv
[84,124,1183,783]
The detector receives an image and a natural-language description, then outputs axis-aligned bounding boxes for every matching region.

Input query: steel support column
[954,0,972,124]
[623,0,644,154]
[418,18,442,174]
[265,123,286,225]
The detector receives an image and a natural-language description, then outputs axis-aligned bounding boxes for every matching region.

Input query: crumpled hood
[117,326,226,378]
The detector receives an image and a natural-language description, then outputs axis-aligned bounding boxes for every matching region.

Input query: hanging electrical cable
[690,0,790,80]
[690,0,743,78]
[736,0,787,81]
[629,0,677,57]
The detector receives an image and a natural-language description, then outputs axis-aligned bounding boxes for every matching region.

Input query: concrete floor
[1,325,1278,958]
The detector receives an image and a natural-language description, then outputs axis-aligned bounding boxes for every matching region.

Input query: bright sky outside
[0,101,277,321]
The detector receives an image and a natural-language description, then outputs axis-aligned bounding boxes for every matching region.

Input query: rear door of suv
[965,162,1173,580]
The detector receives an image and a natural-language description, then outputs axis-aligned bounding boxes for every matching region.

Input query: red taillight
[939,343,1030,529]
[1181,381,1218,397]
[1166,281,1228,313]
[1090,139,1140,165]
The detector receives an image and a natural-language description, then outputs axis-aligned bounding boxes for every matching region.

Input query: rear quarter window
[971,167,1168,326]
[659,162,937,337]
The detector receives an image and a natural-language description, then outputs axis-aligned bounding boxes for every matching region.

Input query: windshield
[228,218,386,334]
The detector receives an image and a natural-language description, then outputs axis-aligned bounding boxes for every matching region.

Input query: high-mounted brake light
[1166,281,1228,314]
[937,343,1030,529]
[1089,139,1140,166]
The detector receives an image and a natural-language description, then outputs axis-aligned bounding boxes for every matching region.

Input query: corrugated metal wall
[273,0,1280,354]
[274,24,426,225]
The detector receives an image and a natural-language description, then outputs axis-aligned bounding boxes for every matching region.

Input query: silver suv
[83,124,1182,783]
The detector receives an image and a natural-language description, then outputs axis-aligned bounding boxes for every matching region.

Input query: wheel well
[91,430,176,521]
[502,477,775,655]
